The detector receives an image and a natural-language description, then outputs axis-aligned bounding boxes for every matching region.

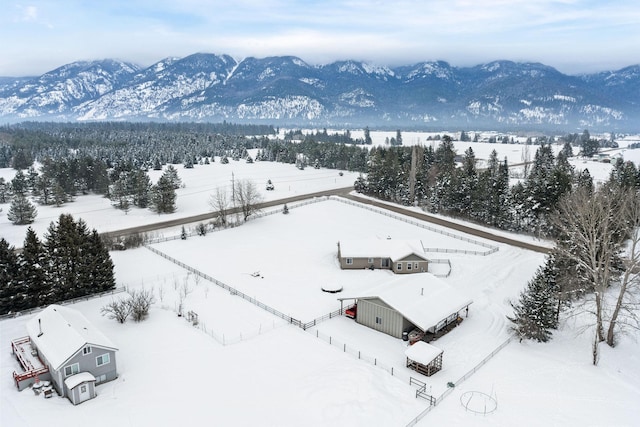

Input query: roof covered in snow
[26,305,117,371]
[340,273,472,332]
[339,238,427,261]
[405,341,443,365]
[64,372,96,390]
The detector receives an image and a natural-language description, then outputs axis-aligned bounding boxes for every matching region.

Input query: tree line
[0,214,115,315]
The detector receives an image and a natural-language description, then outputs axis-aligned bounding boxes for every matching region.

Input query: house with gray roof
[11,304,118,405]
[337,238,429,274]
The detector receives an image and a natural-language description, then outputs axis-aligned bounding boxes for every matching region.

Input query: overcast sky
[2,0,639,76]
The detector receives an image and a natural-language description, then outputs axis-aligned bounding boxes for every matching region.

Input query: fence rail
[144,244,354,337]
[405,337,513,427]
[145,197,331,245]
[329,196,499,256]
[0,287,126,321]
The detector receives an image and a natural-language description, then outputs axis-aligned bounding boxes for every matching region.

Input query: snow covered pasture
[2,133,640,426]
[0,158,359,247]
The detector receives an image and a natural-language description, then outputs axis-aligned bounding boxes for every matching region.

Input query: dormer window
[83,346,92,355]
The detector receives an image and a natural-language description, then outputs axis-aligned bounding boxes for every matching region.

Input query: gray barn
[340,274,472,340]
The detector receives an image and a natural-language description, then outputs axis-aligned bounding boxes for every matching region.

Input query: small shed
[64,372,96,405]
[405,341,443,377]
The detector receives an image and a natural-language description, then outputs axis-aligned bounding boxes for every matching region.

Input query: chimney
[37,318,43,337]
[421,288,424,296]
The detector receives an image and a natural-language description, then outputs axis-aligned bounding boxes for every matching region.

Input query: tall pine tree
[0,238,20,314]
[509,257,559,342]
[19,227,49,309]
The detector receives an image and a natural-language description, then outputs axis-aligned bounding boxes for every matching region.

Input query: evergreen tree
[11,170,28,196]
[35,174,55,205]
[0,177,8,203]
[364,127,372,145]
[7,194,38,225]
[45,214,82,300]
[0,238,20,314]
[130,170,152,208]
[576,169,594,193]
[43,214,115,302]
[110,178,131,212]
[52,182,69,207]
[150,171,177,214]
[508,258,559,342]
[19,227,49,309]
[164,165,182,189]
[84,230,116,293]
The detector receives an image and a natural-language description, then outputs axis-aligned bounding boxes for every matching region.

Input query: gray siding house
[339,274,472,340]
[338,238,429,274]
[12,304,118,405]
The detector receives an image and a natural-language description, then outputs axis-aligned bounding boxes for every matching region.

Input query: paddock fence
[328,196,499,256]
[0,287,127,321]
[405,337,513,427]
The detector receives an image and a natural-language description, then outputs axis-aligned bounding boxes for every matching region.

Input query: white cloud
[1,0,640,75]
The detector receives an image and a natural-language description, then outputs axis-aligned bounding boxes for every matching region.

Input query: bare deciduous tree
[553,185,635,363]
[606,191,640,346]
[234,179,262,221]
[130,288,155,322]
[209,187,230,225]
[101,298,132,323]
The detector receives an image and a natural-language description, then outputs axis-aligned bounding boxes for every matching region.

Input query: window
[64,363,79,377]
[95,374,107,384]
[96,353,110,367]
[346,258,353,265]
[407,263,412,270]
[80,385,87,393]
[375,316,382,325]
[397,263,402,270]
[83,346,92,355]
[367,258,374,264]
[414,263,418,269]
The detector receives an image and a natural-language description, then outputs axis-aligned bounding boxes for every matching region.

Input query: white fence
[405,337,512,426]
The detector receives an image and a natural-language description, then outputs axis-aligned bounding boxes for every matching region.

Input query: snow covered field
[2,133,640,426]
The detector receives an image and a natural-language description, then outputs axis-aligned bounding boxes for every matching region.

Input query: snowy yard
[2,134,640,426]
[4,194,638,426]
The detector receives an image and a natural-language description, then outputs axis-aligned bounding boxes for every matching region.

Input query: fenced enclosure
[404,337,512,426]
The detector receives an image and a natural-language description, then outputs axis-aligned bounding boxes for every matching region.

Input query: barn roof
[26,305,117,371]
[339,238,428,261]
[340,274,472,333]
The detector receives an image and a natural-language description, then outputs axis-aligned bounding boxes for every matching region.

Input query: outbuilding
[405,341,444,377]
[339,274,472,340]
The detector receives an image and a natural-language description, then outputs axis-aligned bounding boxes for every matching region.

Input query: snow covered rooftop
[405,341,443,365]
[64,372,96,390]
[341,273,472,332]
[26,305,117,371]
[339,238,427,261]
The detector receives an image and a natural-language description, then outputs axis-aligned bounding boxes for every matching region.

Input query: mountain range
[1,53,639,131]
